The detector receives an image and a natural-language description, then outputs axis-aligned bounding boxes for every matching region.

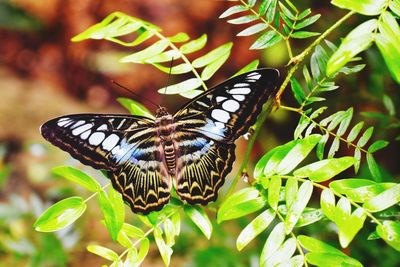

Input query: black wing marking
[41,114,171,213]
[174,68,280,142]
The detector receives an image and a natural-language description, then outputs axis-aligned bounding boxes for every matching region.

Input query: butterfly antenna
[111,80,160,108]
[163,57,175,95]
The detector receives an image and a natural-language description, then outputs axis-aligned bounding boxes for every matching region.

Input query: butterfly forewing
[41,114,171,213]
[172,69,279,204]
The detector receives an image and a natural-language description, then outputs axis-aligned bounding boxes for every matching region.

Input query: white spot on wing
[72,120,85,128]
[57,118,71,127]
[89,132,105,145]
[228,88,251,94]
[97,124,108,131]
[211,109,230,123]
[247,72,260,77]
[250,74,261,80]
[222,99,240,112]
[215,122,225,129]
[72,124,92,136]
[234,83,248,87]
[81,130,91,140]
[216,96,227,103]
[102,134,119,151]
[233,95,245,101]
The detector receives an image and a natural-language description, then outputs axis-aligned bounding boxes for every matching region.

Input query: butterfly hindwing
[173,131,236,204]
[41,114,171,213]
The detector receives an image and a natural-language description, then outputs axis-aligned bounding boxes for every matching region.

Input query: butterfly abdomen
[155,112,178,175]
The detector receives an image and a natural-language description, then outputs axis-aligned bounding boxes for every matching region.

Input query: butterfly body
[41,68,280,214]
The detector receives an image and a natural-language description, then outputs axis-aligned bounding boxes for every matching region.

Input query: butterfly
[41,68,280,214]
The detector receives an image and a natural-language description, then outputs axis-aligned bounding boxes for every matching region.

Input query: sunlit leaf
[87,244,119,261]
[233,59,259,76]
[260,223,286,266]
[366,153,382,182]
[305,252,363,267]
[98,190,120,240]
[320,189,335,220]
[250,31,283,49]
[158,78,202,94]
[294,157,356,182]
[154,227,173,266]
[184,206,212,239]
[332,0,388,15]
[192,42,233,68]
[53,166,101,192]
[122,223,145,238]
[376,220,400,251]
[291,31,320,39]
[227,15,258,24]
[263,237,297,267]
[116,98,154,118]
[237,209,275,251]
[168,32,190,43]
[268,175,281,209]
[294,14,321,30]
[363,184,400,212]
[327,19,377,76]
[217,187,266,223]
[179,34,207,54]
[237,23,268,36]
[219,5,249,18]
[201,52,230,81]
[34,196,86,232]
[121,39,170,63]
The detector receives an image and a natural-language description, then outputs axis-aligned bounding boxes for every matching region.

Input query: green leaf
[143,49,181,63]
[237,23,269,36]
[376,221,400,251]
[263,134,322,176]
[291,31,320,39]
[87,244,119,261]
[363,184,400,212]
[179,89,203,99]
[233,59,259,76]
[217,187,266,223]
[164,219,176,246]
[276,255,304,267]
[192,42,233,68]
[284,181,313,234]
[383,94,396,116]
[250,31,283,49]
[279,2,296,20]
[327,19,377,76]
[168,32,190,43]
[122,223,145,238]
[248,0,257,8]
[376,11,400,84]
[338,206,367,248]
[291,77,306,104]
[260,223,286,265]
[108,187,125,236]
[268,175,282,209]
[368,140,389,153]
[98,190,120,240]
[367,153,382,182]
[116,97,154,118]
[152,62,192,75]
[264,237,297,267]
[320,189,335,220]
[184,206,212,239]
[285,178,298,209]
[331,0,388,15]
[296,208,324,227]
[298,235,346,255]
[154,227,173,267]
[52,166,101,192]
[227,15,258,24]
[34,196,86,232]
[357,126,374,147]
[237,209,275,251]
[390,0,400,16]
[347,122,364,142]
[201,52,230,81]
[136,238,150,266]
[158,78,202,94]
[120,39,170,63]
[294,157,356,182]
[179,34,207,54]
[294,14,321,29]
[305,252,363,267]
[219,5,249,18]
[117,231,133,248]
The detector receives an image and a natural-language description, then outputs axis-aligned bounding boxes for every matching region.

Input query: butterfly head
[155,106,170,117]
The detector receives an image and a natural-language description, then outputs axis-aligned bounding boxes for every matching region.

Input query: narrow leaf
[357,126,374,147]
[233,59,259,76]
[237,23,268,36]
[116,97,154,118]
[294,157,356,182]
[154,227,173,267]
[363,184,400,212]
[87,244,119,261]
[98,190,120,240]
[376,220,400,251]
[268,175,282,209]
[260,222,286,265]
[179,34,207,54]
[367,153,382,182]
[184,206,212,239]
[219,5,249,18]
[368,140,389,153]
[294,14,321,30]
[201,52,230,81]
[158,78,202,94]
[250,31,283,49]
[121,39,170,63]
[332,0,388,15]
[192,42,233,68]
[291,31,320,39]
[227,15,258,24]
[237,209,275,251]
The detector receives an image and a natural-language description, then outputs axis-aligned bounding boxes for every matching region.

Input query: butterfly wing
[41,114,171,213]
[172,68,280,203]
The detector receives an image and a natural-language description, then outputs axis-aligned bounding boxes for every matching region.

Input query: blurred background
[0,0,398,266]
